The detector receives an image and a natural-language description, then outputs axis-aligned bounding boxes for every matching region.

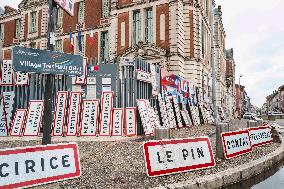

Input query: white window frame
[30,11,37,33]
[100,31,109,62]
[145,8,153,44]
[0,23,4,40]
[78,1,85,24]
[159,14,165,41]
[132,10,141,45]
[55,39,63,52]
[15,19,21,38]
[121,21,125,47]
[57,8,63,28]
[102,0,109,18]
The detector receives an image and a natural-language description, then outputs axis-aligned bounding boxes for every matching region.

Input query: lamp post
[238,74,243,118]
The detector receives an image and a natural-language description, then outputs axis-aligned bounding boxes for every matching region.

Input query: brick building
[0,0,236,118]
[266,85,284,113]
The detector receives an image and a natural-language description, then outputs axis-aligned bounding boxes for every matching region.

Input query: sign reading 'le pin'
[222,130,252,159]
[143,137,215,177]
[0,143,81,189]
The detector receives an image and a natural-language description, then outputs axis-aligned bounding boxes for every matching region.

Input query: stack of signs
[150,64,159,95]
[0,60,14,86]
[80,99,99,136]
[112,108,124,136]
[53,91,68,136]
[199,105,208,124]
[206,109,214,124]
[221,130,252,159]
[144,100,160,129]
[2,92,15,130]
[10,109,27,136]
[23,100,44,136]
[66,92,82,136]
[15,72,29,85]
[99,92,114,136]
[158,94,169,128]
[249,126,273,147]
[172,97,183,128]
[190,106,199,126]
[165,96,177,129]
[137,99,154,135]
[181,104,192,127]
[0,96,8,136]
[125,107,137,136]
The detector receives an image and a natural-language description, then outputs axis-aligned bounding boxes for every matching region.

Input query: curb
[153,135,284,189]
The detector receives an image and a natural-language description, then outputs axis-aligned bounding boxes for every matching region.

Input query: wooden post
[216,122,229,159]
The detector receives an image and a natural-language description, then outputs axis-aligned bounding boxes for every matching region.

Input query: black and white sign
[0,60,14,86]
[158,94,169,128]
[112,108,124,136]
[222,130,252,159]
[24,100,44,136]
[143,137,215,177]
[165,96,176,129]
[80,99,99,136]
[137,99,154,135]
[53,91,68,136]
[137,70,151,83]
[181,110,191,127]
[0,143,81,188]
[10,109,27,136]
[2,91,15,130]
[15,72,29,85]
[99,92,114,136]
[75,58,87,84]
[173,97,183,128]
[249,126,273,147]
[66,92,81,136]
[0,96,8,137]
[150,64,158,95]
[125,107,137,136]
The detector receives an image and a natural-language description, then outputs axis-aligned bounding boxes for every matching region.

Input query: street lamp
[238,74,243,118]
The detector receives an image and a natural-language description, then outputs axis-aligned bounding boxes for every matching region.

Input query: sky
[1,0,284,107]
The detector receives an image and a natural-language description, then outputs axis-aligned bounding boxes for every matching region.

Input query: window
[78,1,85,24]
[15,19,21,38]
[201,20,205,57]
[132,11,141,45]
[55,39,63,52]
[121,21,125,47]
[145,8,153,43]
[57,8,63,28]
[160,14,165,41]
[102,0,109,18]
[30,11,37,33]
[29,42,36,49]
[0,23,4,40]
[100,31,109,62]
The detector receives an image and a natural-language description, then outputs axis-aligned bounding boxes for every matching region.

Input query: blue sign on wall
[12,46,83,76]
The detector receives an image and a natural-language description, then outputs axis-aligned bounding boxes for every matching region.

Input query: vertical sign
[15,72,29,85]
[66,92,82,136]
[158,94,169,128]
[75,58,87,84]
[24,100,44,136]
[53,91,68,136]
[2,91,15,129]
[112,108,124,136]
[181,110,191,127]
[144,100,160,132]
[0,96,8,136]
[137,100,154,135]
[80,99,100,136]
[173,97,183,128]
[165,96,177,129]
[99,92,114,136]
[125,107,137,136]
[150,64,159,95]
[10,109,27,136]
[0,60,14,86]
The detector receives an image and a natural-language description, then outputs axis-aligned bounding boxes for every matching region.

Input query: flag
[69,30,74,52]
[89,30,94,45]
[78,25,82,52]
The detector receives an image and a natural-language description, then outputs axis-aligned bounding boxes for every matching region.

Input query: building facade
[0,0,236,119]
[265,85,284,113]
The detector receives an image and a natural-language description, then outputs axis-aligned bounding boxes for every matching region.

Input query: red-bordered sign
[0,143,81,189]
[23,100,44,136]
[0,60,14,86]
[0,96,8,137]
[125,107,137,136]
[112,108,124,136]
[249,126,273,147]
[80,99,100,136]
[143,137,215,177]
[53,91,68,136]
[221,129,252,159]
[10,109,27,136]
[66,92,81,136]
[99,91,114,136]
[15,72,29,85]
[75,58,87,85]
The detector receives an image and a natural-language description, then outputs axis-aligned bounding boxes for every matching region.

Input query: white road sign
[249,126,273,147]
[0,143,81,188]
[10,109,27,136]
[24,100,44,136]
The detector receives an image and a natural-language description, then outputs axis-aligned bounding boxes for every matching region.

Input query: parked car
[267,112,284,116]
[243,112,256,119]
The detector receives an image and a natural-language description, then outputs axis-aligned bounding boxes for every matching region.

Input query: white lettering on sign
[2,91,15,130]
[80,100,99,136]
[0,143,81,189]
[0,96,8,137]
[99,92,114,136]
[15,72,29,85]
[66,92,81,136]
[222,130,252,159]
[150,64,158,96]
[53,91,68,136]
[0,60,14,86]
[10,109,27,136]
[249,126,273,147]
[143,137,215,177]
[75,58,87,84]
[137,70,151,83]
[23,100,44,136]
[125,107,137,136]
[112,108,124,136]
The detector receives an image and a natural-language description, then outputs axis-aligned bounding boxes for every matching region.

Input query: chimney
[4,6,16,14]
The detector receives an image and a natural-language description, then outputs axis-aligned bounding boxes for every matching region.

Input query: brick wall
[156,3,169,49]
[117,0,133,7]
[85,0,102,29]
[3,20,15,46]
[85,32,98,58]
[38,10,42,37]
[63,2,79,33]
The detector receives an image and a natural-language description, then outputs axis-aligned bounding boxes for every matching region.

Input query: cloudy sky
[1,0,283,107]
